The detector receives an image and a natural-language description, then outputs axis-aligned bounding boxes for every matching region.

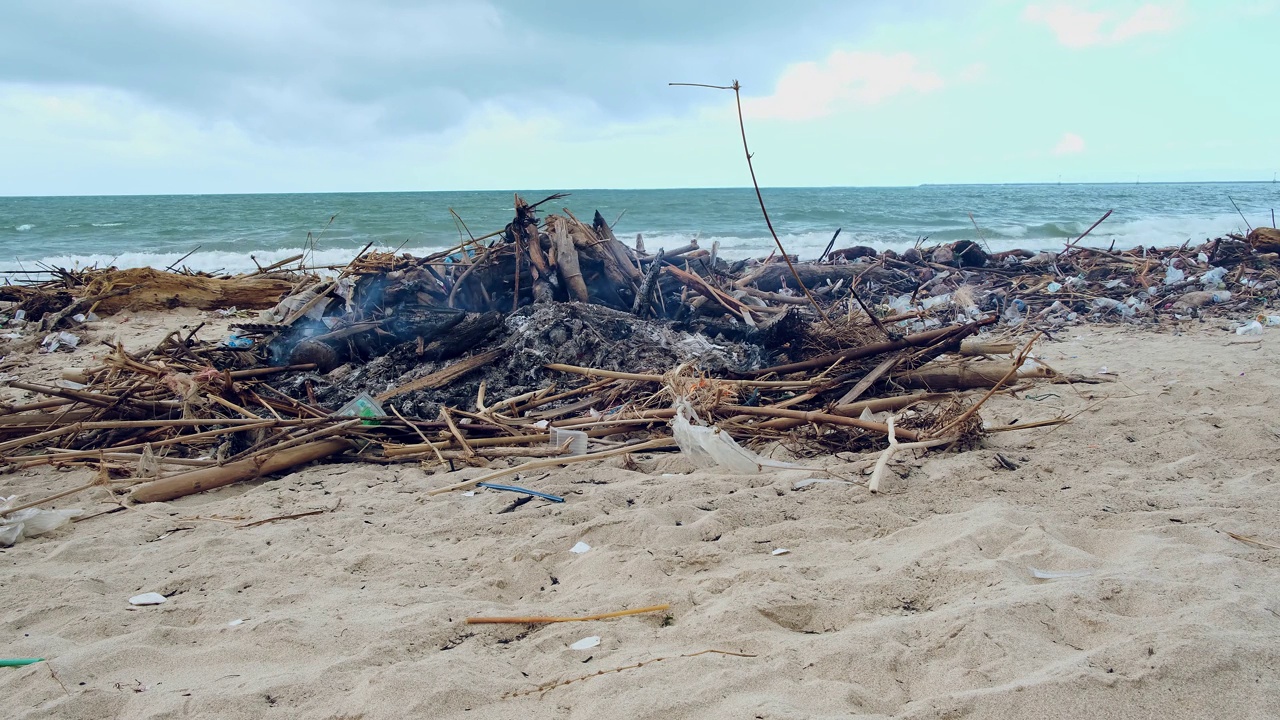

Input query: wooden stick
[752,393,949,431]
[749,319,993,377]
[466,604,670,625]
[717,404,920,440]
[375,349,504,402]
[932,333,1041,438]
[0,480,101,516]
[426,438,676,496]
[544,364,813,389]
[868,417,957,493]
[2,420,282,465]
[835,354,901,406]
[439,407,475,458]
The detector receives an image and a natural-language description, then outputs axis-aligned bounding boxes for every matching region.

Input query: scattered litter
[1028,567,1094,580]
[40,331,80,353]
[228,619,245,627]
[129,592,168,606]
[462,491,476,497]
[793,478,859,490]
[771,548,791,556]
[570,542,591,554]
[1236,320,1264,336]
[477,482,565,503]
[570,636,601,650]
[671,403,801,474]
[334,392,384,423]
[549,427,588,456]
[0,497,82,546]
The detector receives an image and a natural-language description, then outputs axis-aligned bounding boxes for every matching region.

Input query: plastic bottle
[1092,298,1135,317]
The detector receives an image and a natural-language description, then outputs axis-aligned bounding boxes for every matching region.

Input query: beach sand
[2,316,1279,719]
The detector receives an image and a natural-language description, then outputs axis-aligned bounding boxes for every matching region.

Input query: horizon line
[2,178,1277,199]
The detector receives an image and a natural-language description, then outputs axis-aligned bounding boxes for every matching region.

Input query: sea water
[1,183,1276,276]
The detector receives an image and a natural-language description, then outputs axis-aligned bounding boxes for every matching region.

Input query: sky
[0,0,1276,195]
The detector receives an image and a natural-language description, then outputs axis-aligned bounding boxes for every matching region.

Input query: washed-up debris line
[2,195,1277,526]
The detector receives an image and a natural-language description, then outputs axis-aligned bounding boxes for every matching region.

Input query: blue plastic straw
[476,482,565,503]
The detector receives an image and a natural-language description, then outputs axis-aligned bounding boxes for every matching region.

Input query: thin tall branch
[671,80,833,326]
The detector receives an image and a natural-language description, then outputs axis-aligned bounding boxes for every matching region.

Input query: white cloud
[1111,4,1180,42]
[1053,132,1086,155]
[742,50,943,121]
[1023,3,1182,47]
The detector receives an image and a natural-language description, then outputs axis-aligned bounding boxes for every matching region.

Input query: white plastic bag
[0,495,82,546]
[670,403,772,474]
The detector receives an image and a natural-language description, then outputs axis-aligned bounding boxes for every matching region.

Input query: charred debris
[1,195,1278,512]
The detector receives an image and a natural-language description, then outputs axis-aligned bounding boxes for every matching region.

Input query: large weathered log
[566,217,634,308]
[418,311,505,361]
[548,216,590,302]
[749,317,995,376]
[593,210,643,283]
[82,267,294,314]
[743,263,872,293]
[1247,227,1280,254]
[631,249,665,316]
[893,360,1055,390]
[376,348,505,401]
[511,195,555,303]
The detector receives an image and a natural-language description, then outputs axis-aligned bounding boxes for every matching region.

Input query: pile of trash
[2,193,1276,533]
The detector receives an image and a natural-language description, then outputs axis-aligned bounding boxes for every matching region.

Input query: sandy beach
[2,315,1278,719]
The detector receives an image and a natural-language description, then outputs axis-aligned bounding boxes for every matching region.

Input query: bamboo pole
[130,438,354,503]
[715,405,920,441]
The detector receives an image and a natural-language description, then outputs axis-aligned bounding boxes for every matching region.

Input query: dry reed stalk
[426,438,676,496]
[466,603,670,625]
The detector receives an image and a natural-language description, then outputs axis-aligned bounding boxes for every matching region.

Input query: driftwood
[1247,227,1280,254]
[548,216,590,302]
[85,267,293,313]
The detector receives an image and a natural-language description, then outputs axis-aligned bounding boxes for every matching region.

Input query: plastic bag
[1200,267,1228,288]
[1236,320,1263,336]
[670,403,774,474]
[0,496,82,546]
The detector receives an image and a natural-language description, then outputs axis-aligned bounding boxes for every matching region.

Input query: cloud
[1023,3,1182,47]
[742,51,943,121]
[1053,132,1086,155]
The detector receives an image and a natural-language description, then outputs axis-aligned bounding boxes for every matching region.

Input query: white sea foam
[19,243,466,277]
[7,211,1255,275]
[634,211,1253,260]
[90,222,125,227]
[15,224,33,231]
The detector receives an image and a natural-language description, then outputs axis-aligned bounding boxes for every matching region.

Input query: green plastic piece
[1,658,44,667]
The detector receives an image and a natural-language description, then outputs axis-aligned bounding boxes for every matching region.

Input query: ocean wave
[90,222,125,227]
[15,224,33,231]
[632,212,1251,258]
[14,246,436,277]
[4,212,1254,274]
